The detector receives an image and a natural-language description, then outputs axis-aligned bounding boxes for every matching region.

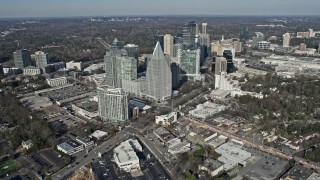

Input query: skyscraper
[34,51,48,69]
[13,49,32,69]
[173,44,182,58]
[201,23,207,34]
[182,21,198,50]
[154,35,164,50]
[283,33,291,47]
[215,57,227,75]
[105,38,127,88]
[121,56,137,81]
[164,34,174,56]
[179,49,201,81]
[171,62,180,90]
[240,26,249,42]
[198,34,211,64]
[124,44,139,60]
[233,40,242,53]
[97,86,129,122]
[146,42,172,102]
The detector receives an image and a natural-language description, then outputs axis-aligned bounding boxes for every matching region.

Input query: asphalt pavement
[51,132,129,180]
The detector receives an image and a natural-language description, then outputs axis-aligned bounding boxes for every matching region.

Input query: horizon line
[1,14,320,20]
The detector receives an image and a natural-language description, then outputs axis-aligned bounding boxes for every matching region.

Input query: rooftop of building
[114,139,141,164]
[200,158,224,171]
[237,152,289,180]
[215,140,251,170]
[74,101,98,113]
[89,130,108,139]
[57,139,82,152]
[281,165,313,180]
[153,127,175,141]
[76,136,92,143]
[157,112,177,120]
[306,172,320,180]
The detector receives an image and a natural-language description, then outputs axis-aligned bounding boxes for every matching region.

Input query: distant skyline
[1,0,320,18]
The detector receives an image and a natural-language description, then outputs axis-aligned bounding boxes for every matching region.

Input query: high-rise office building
[252,32,265,48]
[173,44,182,58]
[240,26,249,42]
[283,33,291,47]
[13,50,32,69]
[215,57,227,75]
[179,49,201,81]
[233,40,243,53]
[34,51,48,69]
[121,56,137,81]
[97,86,129,122]
[154,35,164,50]
[198,34,211,64]
[124,44,139,60]
[201,23,207,34]
[174,34,183,44]
[182,21,198,50]
[146,42,172,102]
[171,62,180,90]
[105,38,127,88]
[164,34,174,56]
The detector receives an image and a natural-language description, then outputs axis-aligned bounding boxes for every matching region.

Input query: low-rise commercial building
[215,140,251,171]
[155,112,178,126]
[23,66,42,75]
[207,135,228,148]
[89,130,108,141]
[189,101,227,119]
[3,67,22,75]
[66,61,83,71]
[280,165,313,180]
[57,140,84,155]
[72,101,99,119]
[166,138,191,155]
[113,139,142,172]
[153,127,175,143]
[258,41,271,50]
[46,77,68,87]
[307,173,320,180]
[75,136,94,148]
[199,159,224,177]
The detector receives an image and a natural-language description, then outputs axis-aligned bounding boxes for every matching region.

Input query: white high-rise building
[164,34,174,56]
[215,57,227,75]
[283,33,291,47]
[202,23,207,34]
[97,86,129,122]
[34,51,48,69]
[146,42,172,102]
[309,29,315,38]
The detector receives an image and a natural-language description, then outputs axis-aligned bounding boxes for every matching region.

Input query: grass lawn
[0,159,17,176]
[193,148,205,157]
[184,171,197,180]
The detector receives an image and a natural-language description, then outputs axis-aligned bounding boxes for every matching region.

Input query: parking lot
[31,149,70,173]
[38,85,91,102]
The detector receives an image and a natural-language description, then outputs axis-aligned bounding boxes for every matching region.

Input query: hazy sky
[1,0,320,18]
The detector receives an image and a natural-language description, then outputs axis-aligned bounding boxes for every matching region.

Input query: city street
[51,132,129,180]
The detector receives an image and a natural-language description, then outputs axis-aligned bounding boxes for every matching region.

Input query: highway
[186,116,320,173]
[51,132,129,180]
